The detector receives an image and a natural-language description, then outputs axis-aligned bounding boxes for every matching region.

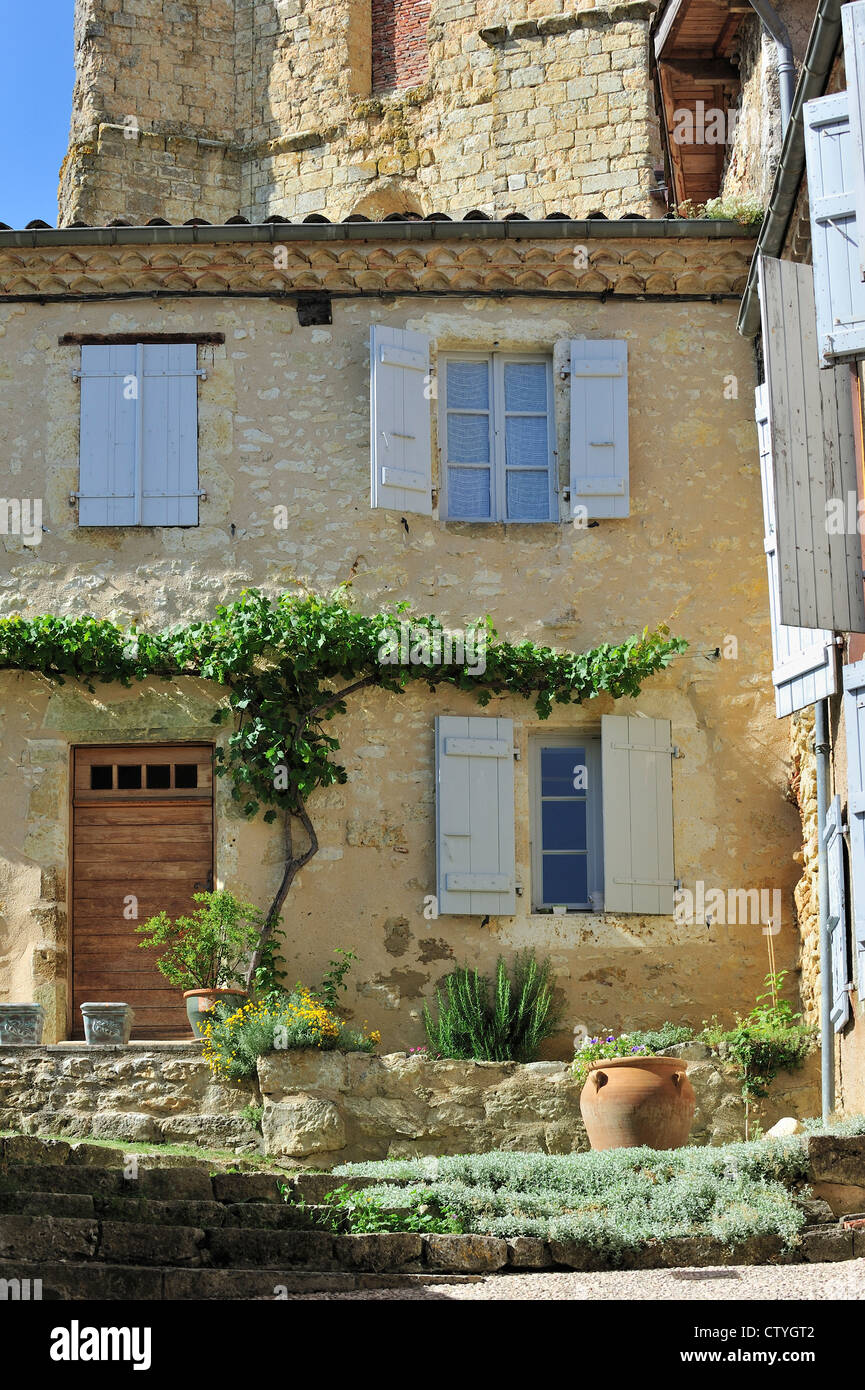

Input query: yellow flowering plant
[202,987,380,1080]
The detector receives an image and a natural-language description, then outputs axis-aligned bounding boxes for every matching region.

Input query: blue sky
[0,2,75,227]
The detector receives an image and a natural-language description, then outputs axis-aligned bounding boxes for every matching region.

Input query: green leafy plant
[240,1103,264,1133]
[626,1022,695,1052]
[423,950,560,1062]
[677,195,764,225]
[315,948,358,1010]
[312,1184,463,1235]
[201,989,380,1080]
[0,592,686,989]
[701,971,813,1105]
[136,889,265,991]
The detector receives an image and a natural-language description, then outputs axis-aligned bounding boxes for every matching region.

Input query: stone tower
[59,0,662,226]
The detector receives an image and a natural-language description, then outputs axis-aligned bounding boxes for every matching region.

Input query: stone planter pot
[183,988,248,1039]
[80,1003,135,1045]
[580,1056,695,1151]
[0,1003,45,1045]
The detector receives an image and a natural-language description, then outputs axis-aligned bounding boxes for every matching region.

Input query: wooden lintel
[59,332,226,346]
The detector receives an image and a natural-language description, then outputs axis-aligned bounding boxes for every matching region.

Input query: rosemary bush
[423,950,560,1062]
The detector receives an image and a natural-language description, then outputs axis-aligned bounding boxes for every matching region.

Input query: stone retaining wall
[0,1041,821,1163]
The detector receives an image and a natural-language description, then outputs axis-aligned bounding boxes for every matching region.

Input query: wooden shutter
[758,256,865,633]
[804,91,865,362]
[842,0,865,284]
[435,715,516,915]
[78,345,138,526]
[824,793,852,1031]
[370,326,432,515]
[569,339,629,519]
[843,658,865,1000]
[78,343,200,526]
[139,344,201,526]
[756,385,838,717]
[601,714,675,914]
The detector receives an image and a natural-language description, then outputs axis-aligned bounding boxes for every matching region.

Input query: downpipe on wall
[815,698,834,1121]
[748,0,796,132]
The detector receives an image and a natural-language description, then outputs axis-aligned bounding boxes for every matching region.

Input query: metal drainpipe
[815,699,834,1122]
[748,0,796,132]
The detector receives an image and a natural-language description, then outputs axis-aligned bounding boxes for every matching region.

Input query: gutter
[749,0,796,132]
[738,0,845,337]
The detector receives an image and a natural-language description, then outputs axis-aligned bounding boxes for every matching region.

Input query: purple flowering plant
[571,1029,651,1087]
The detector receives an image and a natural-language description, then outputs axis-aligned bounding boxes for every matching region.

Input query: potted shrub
[573,1032,696,1151]
[137,889,265,1039]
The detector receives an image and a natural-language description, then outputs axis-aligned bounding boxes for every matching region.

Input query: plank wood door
[71,744,214,1040]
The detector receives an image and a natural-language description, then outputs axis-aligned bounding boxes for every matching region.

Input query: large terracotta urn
[580,1056,696,1151]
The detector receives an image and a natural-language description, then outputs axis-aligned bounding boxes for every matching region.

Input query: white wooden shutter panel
[842,0,865,284]
[755,385,838,717]
[804,91,865,362]
[824,793,852,1031]
[370,326,432,515]
[758,256,865,633]
[78,345,138,526]
[843,658,865,1000]
[139,343,200,526]
[435,715,516,915]
[569,339,629,519]
[601,714,674,914]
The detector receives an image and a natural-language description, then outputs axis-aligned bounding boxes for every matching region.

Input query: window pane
[448,467,491,519]
[117,764,142,789]
[542,799,587,852]
[90,765,112,790]
[146,764,171,789]
[506,415,548,468]
[541,747,586,797]
[507,469,549,521]
[175,764,199,789]
[447,360,489,410]
[504,361,547,412]
[542,854,588,905]
[448,412,490,463]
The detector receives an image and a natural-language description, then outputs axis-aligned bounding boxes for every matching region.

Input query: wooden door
[71,744,214,1040]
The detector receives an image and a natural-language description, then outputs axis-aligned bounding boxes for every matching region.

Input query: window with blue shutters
[76,343,203,527]
[804,91,865,363]
[440,353,556,522]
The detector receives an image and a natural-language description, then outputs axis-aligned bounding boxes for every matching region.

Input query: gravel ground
[284,1259,865,1300]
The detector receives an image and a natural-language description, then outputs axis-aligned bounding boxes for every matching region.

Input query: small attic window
[372,0,431,92]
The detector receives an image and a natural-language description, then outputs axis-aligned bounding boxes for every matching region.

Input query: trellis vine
[0,589,687,985]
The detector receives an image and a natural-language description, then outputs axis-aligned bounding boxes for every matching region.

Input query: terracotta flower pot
[579,1056,695,1151]
[183,988,248,1039]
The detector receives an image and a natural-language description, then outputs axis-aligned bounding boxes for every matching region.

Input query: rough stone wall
[58,0,662,225]
[372,0,431,91]
[0,1043,822,1162]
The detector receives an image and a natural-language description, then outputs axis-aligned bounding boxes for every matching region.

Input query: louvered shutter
[370,326,432,515]
[843,658,865,999]
[601,714,675,914]
[755,385,838,717]
[435,715,516,916]
[824,793,851,1031]
[804,91,865,362]
[758,256,865,633]
[78,345,138,526]
[569,339,629,519]
[139,344,200,526]
[842,0,865,283]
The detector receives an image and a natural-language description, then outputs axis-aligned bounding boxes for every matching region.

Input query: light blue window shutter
[843,658,865,1000]
[78,345,138,526]
[804,91,865,362]
[569,339,629,519]
[755,385,837,717]
[824,794,851,1031]
[435,715,516,916]
[370,326,432,516]
[139,343,200,526]
[842,0,865,283]
[601,714,675,914]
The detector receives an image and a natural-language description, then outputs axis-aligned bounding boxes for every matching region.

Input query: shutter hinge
[513,748,521,760]
[515,882,524,896]
[71,369,82,381]
[196,368,207,379]
[68,493,80,504]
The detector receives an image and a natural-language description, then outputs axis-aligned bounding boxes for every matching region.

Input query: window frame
[438,351,557,523]
[529,733,604,912]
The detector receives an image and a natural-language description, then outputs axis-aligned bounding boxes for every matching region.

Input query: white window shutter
[842,0,865,283]
[824,793,851,1031]
[601,714,675,915]
[569,339,629,519]
[139,343,200,526]
[78,345,138,526]
[755,385,838,717]
[804,91,865,362]
[370,326,432,516]
[435,715,516,916]
[758,256,865,633]
[843,658,865,1000]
